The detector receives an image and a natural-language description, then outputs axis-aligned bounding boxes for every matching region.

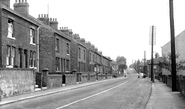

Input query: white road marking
[56,81,128,109]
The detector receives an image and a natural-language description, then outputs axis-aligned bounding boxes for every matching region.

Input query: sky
[10,0,185,65]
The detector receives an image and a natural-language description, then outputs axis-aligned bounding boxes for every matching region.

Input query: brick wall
[0,68,34,98]
[47,75,63,88]
[39,26,54,72]
[65,74,76,85]
[70,39,78,71]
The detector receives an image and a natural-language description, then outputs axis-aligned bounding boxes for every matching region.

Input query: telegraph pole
[151,26,154,83]
[169,0,177,91]
[144,51,146,75]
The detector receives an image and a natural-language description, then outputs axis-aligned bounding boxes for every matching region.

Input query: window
[55,38,59,52]
[93,54,95,62]
[30,28,35,44]
[79,47,81,59]
[56,57,60,71]
[89,53,91,61]
[61,58,64,72]
[6,46,16,67]
[24,50,28,68]
[84,50,86,60]
[66,59,69,71]
[7,19,14,39]
[66,43,69,55]
[18,48,22,68]
[29,51,36,68]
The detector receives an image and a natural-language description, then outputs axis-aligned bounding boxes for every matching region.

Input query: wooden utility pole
[144,51,146,75]
[151,26,154,83]
[169,0,177,91]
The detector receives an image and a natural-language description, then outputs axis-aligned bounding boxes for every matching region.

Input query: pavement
[145,79,185,109]
[0,77,121,106]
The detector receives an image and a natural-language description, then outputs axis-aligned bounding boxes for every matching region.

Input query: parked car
[138,73,143,78]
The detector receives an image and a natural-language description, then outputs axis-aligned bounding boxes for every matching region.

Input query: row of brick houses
[0,0,113,82]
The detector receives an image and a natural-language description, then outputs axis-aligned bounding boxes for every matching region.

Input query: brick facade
[37,17,71,73]
[0,3,38,69]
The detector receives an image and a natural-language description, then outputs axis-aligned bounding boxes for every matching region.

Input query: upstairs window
[66,43,70,55]
[55,38,59,52]
[89,53,91,61]
[79,47,81,59]
[30,28,36,44]
[7,19,14,39]
[84,49,86,60]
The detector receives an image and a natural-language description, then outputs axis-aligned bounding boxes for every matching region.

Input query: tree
[116,56,127,73]
[155,52,160,59]
[159,52,185,72]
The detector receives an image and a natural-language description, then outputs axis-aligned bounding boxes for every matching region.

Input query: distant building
[161,30,185,62]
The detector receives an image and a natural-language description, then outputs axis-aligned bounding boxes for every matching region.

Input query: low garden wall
[81,73,88,83]
[0,68,35,98]
[47,75,63,88]
[65,74,76,85]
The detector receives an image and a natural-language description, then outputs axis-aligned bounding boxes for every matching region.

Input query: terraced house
[36,15,72,73]
[0,0,39,69]
[71,34,88,82]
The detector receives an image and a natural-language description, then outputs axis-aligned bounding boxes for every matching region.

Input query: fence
[160,74,185,96]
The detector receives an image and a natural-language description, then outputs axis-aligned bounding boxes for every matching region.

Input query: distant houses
[0,0,120,98]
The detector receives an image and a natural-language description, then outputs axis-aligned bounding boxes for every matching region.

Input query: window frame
[55,38,59,52]
[66,43,70,55]
[84,49,86,60]
[30,28,36,45]
[7,19,15,39]
[6,45,16,68]
[79,47,81,59]
[55,57,60,72]
[29,51,36,68]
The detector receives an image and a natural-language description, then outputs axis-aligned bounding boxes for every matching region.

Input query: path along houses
[0,0,116,98]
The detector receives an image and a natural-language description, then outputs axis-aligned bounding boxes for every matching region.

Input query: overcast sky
[10,0,185,65]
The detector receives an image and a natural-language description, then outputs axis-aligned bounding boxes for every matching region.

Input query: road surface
[0,73,151,109]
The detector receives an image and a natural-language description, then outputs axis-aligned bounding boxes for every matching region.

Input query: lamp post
[169,0,177,91]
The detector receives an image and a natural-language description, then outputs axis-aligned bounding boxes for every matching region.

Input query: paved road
[0,74,151,109]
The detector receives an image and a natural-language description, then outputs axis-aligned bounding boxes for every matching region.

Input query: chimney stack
[72,34,80,42]
[14,0,29,16]
[1,0,10,7]
[85,41,91,48]
[80,38,86,45]
[38,14,49,25]
[49,18,58,30]
[60,27,73,37]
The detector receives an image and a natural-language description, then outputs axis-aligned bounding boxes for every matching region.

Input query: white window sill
[6,65,13,68]
[30,43,36,45]
[29,67,37,69]
[66,54,70,56]
[7,37,16,40]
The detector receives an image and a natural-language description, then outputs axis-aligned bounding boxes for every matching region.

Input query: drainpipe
[36,26,40,72]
